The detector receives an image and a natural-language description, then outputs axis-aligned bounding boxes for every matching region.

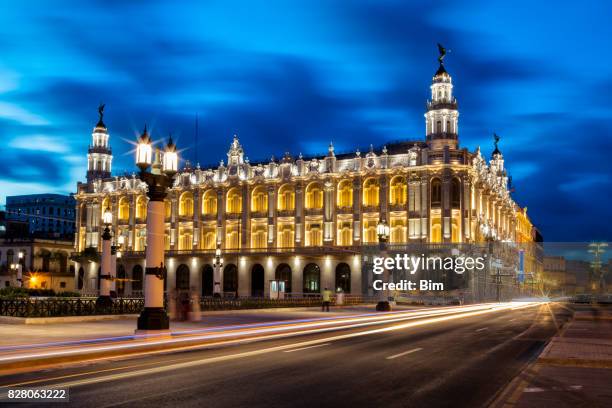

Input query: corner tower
[425,44,459,150]
[86,104,113,183]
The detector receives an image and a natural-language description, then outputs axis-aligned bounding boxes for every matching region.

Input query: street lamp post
[213,243,224,297]
[16,251,24,288]
[376,218,391,311]
[135,127,178,332]
[96,207,113,310]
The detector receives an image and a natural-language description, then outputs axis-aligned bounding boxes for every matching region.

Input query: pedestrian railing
[0,294,376,318]
[0,297,144,318]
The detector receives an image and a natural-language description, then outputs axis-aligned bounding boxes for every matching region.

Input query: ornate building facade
[73,59,536,298]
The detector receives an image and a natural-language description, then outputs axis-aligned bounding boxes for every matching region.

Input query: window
[251,186,268,213]
[202,190,217,215]
[303,263,321,294]
[226,188,242,214]
[389,176,407,205]
[277,223,294,248]
[305,221,323,247]
[305,183,323,209]
[275,263,292,293]
[176,264,190,290]
[277,184,295,211]
[179,192,194,217]
[431,178,442,208]
[335,263,351,293]
[135,196,147,220]
[363,178,379,207]
[251,221,267,249]
[451,178,461,209]
[337,180,353,208]
[118,197,129,221]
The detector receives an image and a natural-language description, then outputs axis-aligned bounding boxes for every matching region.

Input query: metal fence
[0,295,376,317]
[0,297,144,318]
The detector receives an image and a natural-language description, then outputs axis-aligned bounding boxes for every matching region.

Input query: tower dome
[425,44,459,150]
[86,104,113,182]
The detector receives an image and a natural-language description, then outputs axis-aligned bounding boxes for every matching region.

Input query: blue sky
[0,0,610,241]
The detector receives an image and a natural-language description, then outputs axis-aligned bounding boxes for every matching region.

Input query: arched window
[201,265,214,297]
[135,195,147,220]
[251,186,268,213]
[251,264,265,297]
[223,264,238,295]
[164,199,172,219]
[179,192,194,217]
[118,197,129,221]
[131,265,143,292]
[389,176,407,205]
[202,190,217,215]
[303,263,321,294]
[363,178,379,207]
[305,182,323,209]
[431,178,442,208]
[176,264,190,290]
[337,180,353,208]
[451,178,461,209]
[277,184,295,211]
[275,263,292,293]
[436,120,441,133]
[226,188,242,214]
[335,263,351,293]
[101,197,111,221]
[446,120,451,133]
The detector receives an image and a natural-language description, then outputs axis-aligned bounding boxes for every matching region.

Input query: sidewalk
[0,305,395,347]
[494,305,612,408]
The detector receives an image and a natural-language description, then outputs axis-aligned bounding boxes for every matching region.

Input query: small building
[0,238,75,291]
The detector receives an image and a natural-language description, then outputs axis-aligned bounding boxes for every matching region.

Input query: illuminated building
[73,56,537,297]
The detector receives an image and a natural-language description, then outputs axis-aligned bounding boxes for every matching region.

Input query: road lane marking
[0,302,544,392]
[386,347,423,360]
[283,343,331,353]
[0,304,508,364]
[476,327,488,332]
[508,318,516,322]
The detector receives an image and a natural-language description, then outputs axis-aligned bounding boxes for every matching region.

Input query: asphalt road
[0,303,572,408]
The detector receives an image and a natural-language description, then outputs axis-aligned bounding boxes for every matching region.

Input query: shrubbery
[0,287,81,298]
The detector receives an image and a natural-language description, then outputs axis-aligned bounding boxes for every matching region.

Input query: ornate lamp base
[95,295,113,313]
[376,301,391,312]
[137,307,170,330]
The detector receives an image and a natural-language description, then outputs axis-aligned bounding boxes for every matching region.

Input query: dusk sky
[0,0,610,242]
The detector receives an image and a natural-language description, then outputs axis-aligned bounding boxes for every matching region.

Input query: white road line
[283,343,331,353]
[386,347,423,360]
[476,327,488,332]
[508,318,516,322]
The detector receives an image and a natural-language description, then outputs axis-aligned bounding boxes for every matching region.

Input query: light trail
[0,301,544,392]
[0,304,493,353]
[0,303,523,365]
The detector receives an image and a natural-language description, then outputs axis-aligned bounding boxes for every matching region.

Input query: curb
[0,315,139,325]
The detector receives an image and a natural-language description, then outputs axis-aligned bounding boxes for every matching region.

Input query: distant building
[0,238,75,291]
[0,209,29,239]
[5,194,76,239]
